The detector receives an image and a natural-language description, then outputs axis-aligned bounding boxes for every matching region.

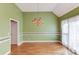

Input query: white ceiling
[15,3,79,17]
[16,3,57,11]
[53,3,79,17]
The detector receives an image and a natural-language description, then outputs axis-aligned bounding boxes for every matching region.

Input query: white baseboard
[18,41,24,46]
[4,51,10,55]
[76,51,79,54]
[23,40,61,42]
[18,40,61,46]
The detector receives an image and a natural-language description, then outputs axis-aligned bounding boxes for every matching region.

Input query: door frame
[10,18,20,45]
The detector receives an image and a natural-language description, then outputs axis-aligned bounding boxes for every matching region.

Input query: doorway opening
[10,18,19,54]
[11,20,18,45]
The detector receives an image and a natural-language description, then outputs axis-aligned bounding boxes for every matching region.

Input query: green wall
[0,3,23,54]
[23,12,60,41]
[0,3,78,54]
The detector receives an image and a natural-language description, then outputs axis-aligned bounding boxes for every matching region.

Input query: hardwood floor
[10,42,74,55]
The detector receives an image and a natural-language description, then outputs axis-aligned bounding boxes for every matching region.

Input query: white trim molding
[18,32,63,46]
[23,40,61,43]
[23,32,68,35]
[18,40,61,46]
[9,18,20,45]
[0,36,10,43]
[4,51,10,55]
[0,35,11,55]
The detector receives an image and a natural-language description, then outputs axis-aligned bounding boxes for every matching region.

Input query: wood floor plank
[10,42,74,55]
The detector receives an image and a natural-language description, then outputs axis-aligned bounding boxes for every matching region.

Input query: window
[61,20,68,46]
[61,15,79,54]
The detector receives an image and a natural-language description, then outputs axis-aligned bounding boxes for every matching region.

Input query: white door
[11,20,18,45]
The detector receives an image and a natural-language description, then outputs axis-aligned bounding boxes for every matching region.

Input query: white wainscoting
[0,36,10,43]
[18,32,62,46]
[23,32,61,41]
[0,35,11,55]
